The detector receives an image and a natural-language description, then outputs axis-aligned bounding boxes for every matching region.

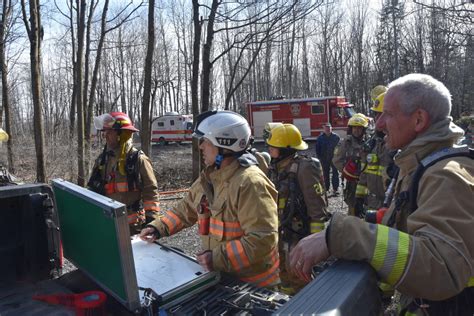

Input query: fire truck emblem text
[290,104,301,116]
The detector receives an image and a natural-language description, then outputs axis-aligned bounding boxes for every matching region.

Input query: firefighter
[266,123,328,294]
[87,112,160,235]
[332,113,369,216]
[139,110,280,289]
[0,128,20,186]
[355,92,395,214]
[289,73,474,316]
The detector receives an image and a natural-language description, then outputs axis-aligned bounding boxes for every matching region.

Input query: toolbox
[52,179,220,314]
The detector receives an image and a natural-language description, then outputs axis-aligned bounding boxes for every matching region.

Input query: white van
[151,112,193,145]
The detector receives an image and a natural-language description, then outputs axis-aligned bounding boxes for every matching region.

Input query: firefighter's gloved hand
[196,250,213,272]
[139,226,160,243]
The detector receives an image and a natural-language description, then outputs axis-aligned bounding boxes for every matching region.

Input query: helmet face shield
[94,114,115,131]
[192,110,218,137]
[93,112,139,132]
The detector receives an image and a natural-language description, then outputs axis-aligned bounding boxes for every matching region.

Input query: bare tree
[20,0,46,182]
[140,0,155,156]
[75,0,86,186]
[0,0,17,171]
[191,0,202,117]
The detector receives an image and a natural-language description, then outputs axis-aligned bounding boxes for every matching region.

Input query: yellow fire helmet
[263,122,283,141]
[0,128,9,142]
[371,92,386,113]
[348,113,369,128]
[370,85,387,101]
[266,123,308,150]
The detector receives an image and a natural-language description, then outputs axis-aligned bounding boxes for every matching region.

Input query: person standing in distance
[315,123,340,196]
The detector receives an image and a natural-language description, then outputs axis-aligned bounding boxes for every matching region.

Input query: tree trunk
[191,0,202,181]
[87,0,109,135]
[0,0,15,171]
[141,0,155,156]
[75,0,86,186]
[21,0,46,182]
[200,0,219,112]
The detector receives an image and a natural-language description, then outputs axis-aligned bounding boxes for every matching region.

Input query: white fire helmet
[193,110,251,153]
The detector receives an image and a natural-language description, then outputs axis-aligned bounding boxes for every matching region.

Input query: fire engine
[151,112,193,145]
[246,96,355,139]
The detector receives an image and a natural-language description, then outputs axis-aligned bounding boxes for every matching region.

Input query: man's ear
[414,109,430,133]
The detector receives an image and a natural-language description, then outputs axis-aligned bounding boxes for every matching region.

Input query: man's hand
[196,250,213,271]
[139,226,159,242]
[289,231,330,282]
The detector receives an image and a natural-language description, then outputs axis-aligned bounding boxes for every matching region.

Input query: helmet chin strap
[215,154,224,168]
[214,148,245,169]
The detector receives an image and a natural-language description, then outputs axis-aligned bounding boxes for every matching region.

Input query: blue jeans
[321,161,339,191]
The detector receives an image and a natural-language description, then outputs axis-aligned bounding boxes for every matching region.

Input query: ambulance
[151,112,193,145]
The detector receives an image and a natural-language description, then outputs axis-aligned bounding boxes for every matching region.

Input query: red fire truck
[246,96,355,139]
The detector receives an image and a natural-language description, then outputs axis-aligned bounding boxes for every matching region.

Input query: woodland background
[0,0,472,184]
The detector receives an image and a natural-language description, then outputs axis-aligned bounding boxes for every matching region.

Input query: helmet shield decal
[215,137,237,147]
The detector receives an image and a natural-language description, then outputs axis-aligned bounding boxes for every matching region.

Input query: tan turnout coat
[327,120,474,310]
[149,160,280,288]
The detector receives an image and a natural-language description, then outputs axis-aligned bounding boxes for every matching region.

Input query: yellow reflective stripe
[370,224,389,271]
[387,231,410,285]
[404,312,417,316]
[363,165,385,176]
[366,165,380,171]
[310,221,325,233]
[356,184,368,196]
[364,168,383,176]
[370,225,410,286]
[278,198,286,209]
[468,277,474,287]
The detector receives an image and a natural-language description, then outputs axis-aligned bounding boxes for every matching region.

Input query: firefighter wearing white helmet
[140,111,280,288]
[333,113,369,216]
[266,123,328,295]
[87,112,160,234]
